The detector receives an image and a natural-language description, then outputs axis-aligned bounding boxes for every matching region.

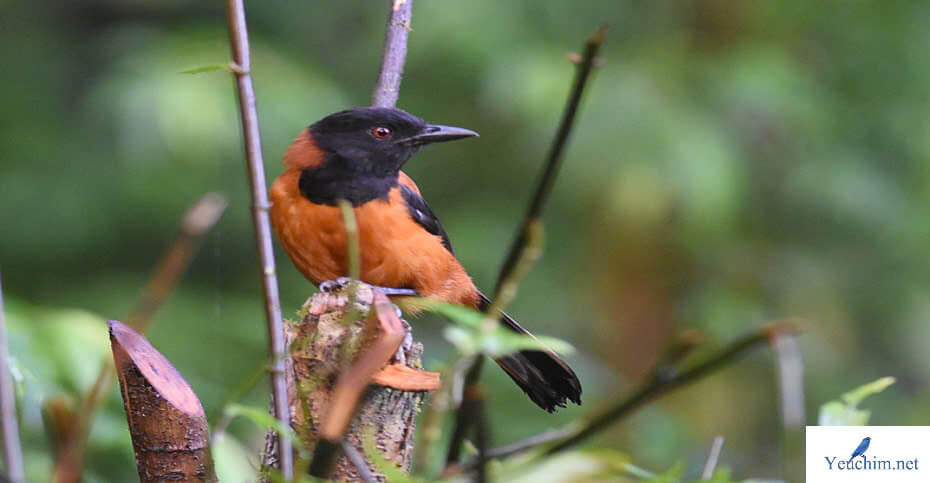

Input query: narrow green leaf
[817,377,895,426]
[213,433,259,481]
[646,461,683,483]
[223,403,304,452]
[180,64,231,74]
[404,298,484,328]
[840,376,895,407]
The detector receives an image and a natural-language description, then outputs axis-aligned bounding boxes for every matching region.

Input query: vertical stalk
[224,1,293,478]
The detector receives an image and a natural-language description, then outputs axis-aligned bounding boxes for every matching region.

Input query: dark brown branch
[494,25,607,294]
[462,323,798,469]
[55,193,227,483]
[444,358,484,464]
[224,0,294,478]
[109,321,215,482]
[541,324,796,456]
[446,26,607,470]
[0,272,24,483]
[371,0,413,108]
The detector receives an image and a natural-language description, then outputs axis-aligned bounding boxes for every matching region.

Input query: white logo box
[806,426,928,482]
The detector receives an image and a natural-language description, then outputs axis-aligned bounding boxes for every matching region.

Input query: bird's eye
[371,126,392,139]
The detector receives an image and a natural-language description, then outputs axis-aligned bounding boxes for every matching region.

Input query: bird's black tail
[478,292,582,412]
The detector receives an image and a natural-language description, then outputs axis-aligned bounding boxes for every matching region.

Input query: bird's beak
[400,124,479,146]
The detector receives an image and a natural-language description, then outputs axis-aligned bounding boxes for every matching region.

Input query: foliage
[818,377,896,426]
[2,0,929,480]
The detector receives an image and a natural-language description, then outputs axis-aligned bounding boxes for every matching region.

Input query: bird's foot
[318,277,353,293]
[319,277,418,297]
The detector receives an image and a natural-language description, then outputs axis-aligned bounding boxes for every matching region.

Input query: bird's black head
[300,107,478,205]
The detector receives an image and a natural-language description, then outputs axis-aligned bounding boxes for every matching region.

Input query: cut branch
[55,193,226,483]
[372,0,413,107]
[225,0,294,478]
[0,272,24,483]
[109,321,215,482]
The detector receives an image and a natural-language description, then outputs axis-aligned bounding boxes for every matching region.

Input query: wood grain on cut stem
[262,284,437,482]
[372,0,413,107]
[224,0,294,478]
[109,320,215,482]
[55,193,226,483]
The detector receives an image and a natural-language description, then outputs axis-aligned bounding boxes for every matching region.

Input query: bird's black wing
[399,185,454,254]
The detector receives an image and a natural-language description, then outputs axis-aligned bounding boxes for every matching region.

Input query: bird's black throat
[298,163,398,206]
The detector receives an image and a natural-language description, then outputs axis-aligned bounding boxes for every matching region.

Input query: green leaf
[180,63,231,74]
[405,298,484,328]
[704,466,737,482]
[213,433,259,481]
[840,376,895,407]
[646,461,683,483]
[817,377,895,426]
[222,403,304,453]
[476,330,575,358]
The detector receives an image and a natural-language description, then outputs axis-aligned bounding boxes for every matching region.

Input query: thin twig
[701,436,725,479]
[485,219,544,320]
[0,272,24,483]
[473,429,575,466]
[445,27,607,475]
[471,391,490,483]
[371,0,413,107]
[459,323,797,469]
[224,1,293,478]
[341,440,378,483]
[54,193,227,483]
[444,358,484,465]
[493,25,607,294]
[541,324,796,456]
[443,221,544,473]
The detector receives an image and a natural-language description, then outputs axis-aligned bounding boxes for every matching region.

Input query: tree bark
[262,284,438,481]
[109,320,215,482]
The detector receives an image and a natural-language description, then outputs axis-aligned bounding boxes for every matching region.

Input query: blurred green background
[2,0,930,481]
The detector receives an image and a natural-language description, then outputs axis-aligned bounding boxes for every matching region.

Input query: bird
[270,107,581,411]
[849,436,870,462]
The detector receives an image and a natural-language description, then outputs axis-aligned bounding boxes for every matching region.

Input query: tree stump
[262,283,439,481]
[109,320,215,482]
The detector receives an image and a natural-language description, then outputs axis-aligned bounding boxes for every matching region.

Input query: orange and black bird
[270,107,581,411]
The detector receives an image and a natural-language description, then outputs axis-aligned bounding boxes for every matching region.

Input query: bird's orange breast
[269,169,478,307]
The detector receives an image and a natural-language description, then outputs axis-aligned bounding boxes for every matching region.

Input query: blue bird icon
[849,436,871,462]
